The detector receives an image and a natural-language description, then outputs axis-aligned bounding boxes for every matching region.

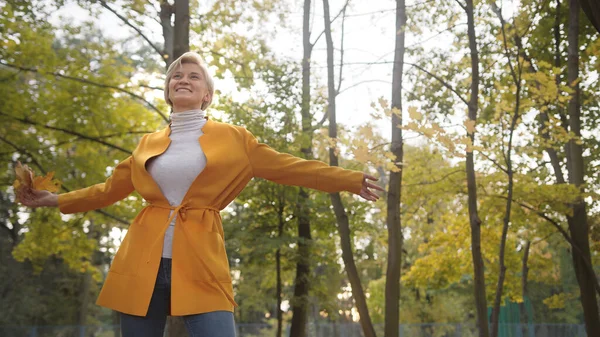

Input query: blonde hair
[164,52,215,111]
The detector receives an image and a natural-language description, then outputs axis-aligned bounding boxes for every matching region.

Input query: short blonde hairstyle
[164,52,215,111]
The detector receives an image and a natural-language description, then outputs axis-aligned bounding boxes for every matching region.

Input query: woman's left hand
[360,174,385,201]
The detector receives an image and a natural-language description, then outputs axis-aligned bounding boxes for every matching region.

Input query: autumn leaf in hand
[13,161,34,191]
[33,172,61,192]
[13,161,61,195]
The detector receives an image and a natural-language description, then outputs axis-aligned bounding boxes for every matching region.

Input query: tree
[321,1,376,336]
[565,0,600,334]
[289,1,315,335]
[463,0,489,335]
[384,0,406,336]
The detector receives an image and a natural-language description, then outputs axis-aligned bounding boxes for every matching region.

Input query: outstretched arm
[245,129,383,200]
[19,156,135,213]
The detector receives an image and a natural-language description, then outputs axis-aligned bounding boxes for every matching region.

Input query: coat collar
[139,118,216,203]
[149,117,214,151]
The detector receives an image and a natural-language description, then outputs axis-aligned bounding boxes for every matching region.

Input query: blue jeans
[120,258,236,337]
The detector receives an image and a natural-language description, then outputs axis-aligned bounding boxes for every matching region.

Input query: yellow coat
[58,119,363,316]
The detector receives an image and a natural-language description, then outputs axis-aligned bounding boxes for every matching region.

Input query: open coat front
[58,119,364,316]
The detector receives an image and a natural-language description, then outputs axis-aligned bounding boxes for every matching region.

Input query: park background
[1,0,599,336]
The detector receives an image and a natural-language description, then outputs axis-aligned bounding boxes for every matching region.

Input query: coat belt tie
[145,203,238,307]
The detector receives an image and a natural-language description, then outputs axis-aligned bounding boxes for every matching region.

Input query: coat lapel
[140,126,172,172]
[137,118,217,203]
[135,127,172,202]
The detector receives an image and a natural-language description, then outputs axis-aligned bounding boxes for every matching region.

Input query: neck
[169,109,207,133]
[172,105,202,113]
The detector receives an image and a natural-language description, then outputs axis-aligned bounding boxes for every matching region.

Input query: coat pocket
[109,222,146,276]
[189,231,231,283]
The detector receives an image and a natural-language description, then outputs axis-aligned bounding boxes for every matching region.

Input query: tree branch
[98,0,164,58]
[0,136,130,225]
[403,169,463,186]
[0,111,133,155]
[478,146,508,174]
[338,79,392,95]
[138,84,163,91]
[311,1,349,47]
[454,0,467,11]
[405,62,469,105]
[336,1,349,95]
[0,62,168,122]
[493,195,600,296]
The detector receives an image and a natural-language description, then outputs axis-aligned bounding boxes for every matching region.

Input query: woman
[18,52,384,337]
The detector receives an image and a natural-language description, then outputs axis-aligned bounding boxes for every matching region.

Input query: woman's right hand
[18,188,59,208]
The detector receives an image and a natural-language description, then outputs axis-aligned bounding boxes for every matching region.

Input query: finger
[361,190,378,201]
[366,190,379,200]
[366,183,385,191]
[364,174,378,181]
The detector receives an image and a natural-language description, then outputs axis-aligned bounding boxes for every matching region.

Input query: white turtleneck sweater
[147,109,207,259]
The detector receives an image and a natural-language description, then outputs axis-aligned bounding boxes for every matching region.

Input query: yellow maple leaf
[408,106,423,121]
[14,161,33,189]
[13,162,61,196]
[464,119,476,134]
[33,172,61,192]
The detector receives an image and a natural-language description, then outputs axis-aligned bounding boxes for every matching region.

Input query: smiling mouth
[176,88,192,92]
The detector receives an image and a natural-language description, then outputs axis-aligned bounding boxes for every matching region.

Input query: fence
[0,323,587,337]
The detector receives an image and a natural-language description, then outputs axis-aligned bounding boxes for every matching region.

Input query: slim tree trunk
[160,0,174,66]
[489,10,522,336]
[520,241,531,337]
[78,272,91,328]
[322,1,376,336]
[112,310,121,337]
[490,111,519,337]
[276,193,285,337]
[566,1,600,335]
[464,1,489,336]
[385,1,406,336]
[579,0,600,32]
[173,0,189,60]
[168,2,190,334]
[289,1,314,336]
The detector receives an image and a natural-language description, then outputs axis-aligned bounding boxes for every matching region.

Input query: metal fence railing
[0,323,587,337]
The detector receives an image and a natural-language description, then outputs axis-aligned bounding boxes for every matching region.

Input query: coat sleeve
[58,156,135,214]
[244,128,363,195]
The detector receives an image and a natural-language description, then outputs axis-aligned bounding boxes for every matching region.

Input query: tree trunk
[579,0,600,32]
[289,1,313,336]
[520,241,531,337]
[321,1,377,336]
[490,15,522,335]
[112,310,121,337]
[385,1,406,337]
[78,271,91,328]
[160,0,174,66]
[464,1,489,336]
[167,317,187,337]
[167,2,191,335]
[276,193,285,337]
[173,0,189,61]
[566,0,600,335]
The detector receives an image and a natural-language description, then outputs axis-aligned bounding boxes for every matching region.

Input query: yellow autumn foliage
[13,161,61,200]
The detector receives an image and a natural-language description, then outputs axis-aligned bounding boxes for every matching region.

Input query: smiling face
[168,62,211,113]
